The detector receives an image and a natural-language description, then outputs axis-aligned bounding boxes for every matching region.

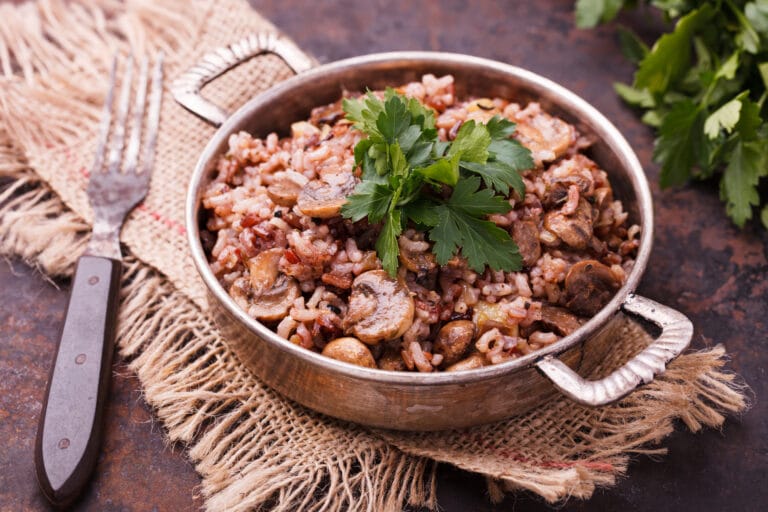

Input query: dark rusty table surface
[2,1,767,510]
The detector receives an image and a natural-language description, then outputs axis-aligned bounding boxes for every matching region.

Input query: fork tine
[124,56,149,175]
[91,57,117,175]
[106,55,134,174]
[141,53,164,176]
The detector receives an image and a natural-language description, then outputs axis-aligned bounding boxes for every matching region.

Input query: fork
[34,54,163,508]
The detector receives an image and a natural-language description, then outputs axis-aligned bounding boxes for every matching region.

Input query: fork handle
[35,255,122,508]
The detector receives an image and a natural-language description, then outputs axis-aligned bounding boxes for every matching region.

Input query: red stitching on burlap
[136,203,187,235]
[463,433,614,472]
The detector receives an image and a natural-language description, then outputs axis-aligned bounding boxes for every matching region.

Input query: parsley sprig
[340,89,533,276]
[576,0,768,229]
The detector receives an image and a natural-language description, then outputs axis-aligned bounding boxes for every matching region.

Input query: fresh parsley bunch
[340,89,534,276]
[576,0,768,228]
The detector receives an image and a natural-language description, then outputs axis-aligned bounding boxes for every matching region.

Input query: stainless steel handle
[536,294,693,406]
[171,32,315,126]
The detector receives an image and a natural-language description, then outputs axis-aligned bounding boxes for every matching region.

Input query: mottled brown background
[1,0,766,510]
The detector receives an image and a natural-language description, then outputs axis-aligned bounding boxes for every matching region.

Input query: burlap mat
[0,1,749,510]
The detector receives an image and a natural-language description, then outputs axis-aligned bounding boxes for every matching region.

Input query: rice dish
[201,74,640,372]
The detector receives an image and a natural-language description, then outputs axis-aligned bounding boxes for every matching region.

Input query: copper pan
[172,33,692,431]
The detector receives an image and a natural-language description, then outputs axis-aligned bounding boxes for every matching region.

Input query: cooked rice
[201,74,639,372]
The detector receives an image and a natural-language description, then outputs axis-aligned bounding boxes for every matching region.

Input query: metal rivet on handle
[88,276,99,285]
[75,354,87,365]
[58,438,70,449]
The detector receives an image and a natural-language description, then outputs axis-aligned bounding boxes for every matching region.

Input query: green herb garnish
[341,89,533,276]
[575,0,768,229]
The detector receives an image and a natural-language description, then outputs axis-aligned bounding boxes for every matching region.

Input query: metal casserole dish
[172,33,693,431]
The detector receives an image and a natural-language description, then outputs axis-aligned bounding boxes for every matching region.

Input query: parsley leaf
[575,0,626,29]
[342,182,392,223]
[341,90,533,275]
[488,138,534,172]
[617,27,649,64]
[461,161,525,197]
[703,93,745,139]
[448,120,490,163]
[485,115,517,139]
[614,82,655,108]
[377,93,411,143]
[653,100,709,187]
[578,0,768,228]
[430,177,520,272]
[416,152,461,186]
[721,139,767,227]
[746,0,768,36]
[402,199,440,227]
[634,5,714,94]
[377,210,403,276]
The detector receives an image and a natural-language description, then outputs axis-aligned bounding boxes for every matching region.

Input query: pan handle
[171,32,315,126]
[535,294,693,406]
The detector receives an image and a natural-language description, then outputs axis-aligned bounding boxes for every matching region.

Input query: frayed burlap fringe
[0,139,88,276]
[0,0,749,510]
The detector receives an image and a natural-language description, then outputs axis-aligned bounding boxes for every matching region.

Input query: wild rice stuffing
[201,74,640,372]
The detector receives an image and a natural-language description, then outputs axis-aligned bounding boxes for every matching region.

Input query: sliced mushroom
[445,353,486,372]
[433,320,475,366]
[342,270,415,344]
[266,170,309,207]
[398,236,437,274]
[542,183,570,210]
[247,248,283,292]
[541,155,596,209]
[512,220,541,267]
[296,171,357,218]
[245,248,300,321]
[322,337,377,368]
[378,348,409,371]
[515,112,574,164]
[564,260,621,317]
[543,198,594,249]
[309,100,345,125]
[467,98,497,112]
[539,304,582,336]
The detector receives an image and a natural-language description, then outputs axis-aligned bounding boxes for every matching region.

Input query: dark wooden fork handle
[35,255,122,508]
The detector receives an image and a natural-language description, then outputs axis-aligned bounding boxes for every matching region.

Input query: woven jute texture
[0,1,749,510]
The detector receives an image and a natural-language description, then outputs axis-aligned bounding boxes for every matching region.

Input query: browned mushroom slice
[515,113,575,163]
[564,260,621,317]
[296,171,357,218]
[398,236,437,274]
[539,304,582,336]
[309,100,345,125]
[445,353,486,372]
[322,337,377,368]
[247,273,299,322]
[266,171,308,207]
[377,348,409,371]
[512,220,541,267]
[245,248,300,321]
[342,270,415,344]
[246,248,283,292]
[433,320,475,366]
[543,198,593,249]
